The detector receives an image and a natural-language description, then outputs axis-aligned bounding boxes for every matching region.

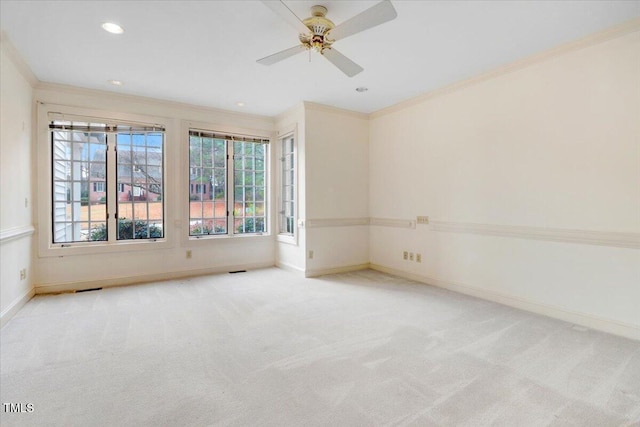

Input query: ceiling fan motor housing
[258,0,398,77]
[302,5,335,52]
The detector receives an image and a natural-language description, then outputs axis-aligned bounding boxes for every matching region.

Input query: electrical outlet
[409,252,414,261]
[416,253,422,263]
[403,251,408,260]
[308,250,314,259]
[20,268,26,280]
[417,216,429,225]
[186,250,192,259]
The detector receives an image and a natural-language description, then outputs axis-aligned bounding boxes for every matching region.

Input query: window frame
[183,121,272,243]
[37,103,173,257]
[276,125,298,245]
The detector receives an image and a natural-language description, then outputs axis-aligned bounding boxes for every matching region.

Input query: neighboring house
[189,173,213,200]
[88,150,162,203]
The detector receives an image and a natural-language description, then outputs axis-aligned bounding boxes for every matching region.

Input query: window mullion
[228,141,234,237]
[107,133,117,242]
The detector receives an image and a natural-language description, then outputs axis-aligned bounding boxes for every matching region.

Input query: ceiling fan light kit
[258,0,397,77]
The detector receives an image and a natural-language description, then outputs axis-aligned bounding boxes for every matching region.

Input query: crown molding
[35,82,275,124]
[275,102,305,124]
[303,101,369,120]
[0,31,38,87]
[371,18,640,119]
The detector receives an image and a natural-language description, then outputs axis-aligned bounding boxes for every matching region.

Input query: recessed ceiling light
[236,102,245,107]
[355,87,368,93]
[108,79,123,86]
[102,22,124,34]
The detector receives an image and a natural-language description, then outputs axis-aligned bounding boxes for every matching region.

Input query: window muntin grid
[116,130,164,240]
[279,135,295,235]
[233,141,266,234]
[187,129,268,238]
[51,125,107,243]
[49,119,164,244]
[189,132,227,236]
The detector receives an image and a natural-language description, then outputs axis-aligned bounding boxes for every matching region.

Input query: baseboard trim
[276,261,305,274]
[1,287,35,329]
[369,263,640,341]
[305,263,370,278]
[34,262,275,294]
[431,221,640,249]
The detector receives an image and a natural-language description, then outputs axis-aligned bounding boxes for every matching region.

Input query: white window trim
[36,103,174,257]
[276,124,298,245]
[181,120,273,245]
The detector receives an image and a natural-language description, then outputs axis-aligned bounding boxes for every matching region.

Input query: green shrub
[190,224,225,235]
[90,218,162,240]
[236,217,265,234]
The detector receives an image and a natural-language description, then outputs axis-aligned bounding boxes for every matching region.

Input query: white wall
[32,84,276,292]
[369,31,640,338]
[0,37,35,325]
[304,103,369,275]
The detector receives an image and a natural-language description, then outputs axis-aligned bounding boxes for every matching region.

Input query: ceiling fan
[258,0,397,77]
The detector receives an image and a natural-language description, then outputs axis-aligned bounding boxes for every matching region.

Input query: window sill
[185,233,273,246]
[277,233,297,245]
[40,238,173,258]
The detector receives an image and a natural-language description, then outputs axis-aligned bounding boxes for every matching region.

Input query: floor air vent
[76,287,102,293]
[229,270,247,274]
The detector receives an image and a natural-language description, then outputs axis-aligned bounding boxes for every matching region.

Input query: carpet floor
[1,268,639,426]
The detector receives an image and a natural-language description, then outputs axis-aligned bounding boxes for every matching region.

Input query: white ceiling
[1,1,638,117]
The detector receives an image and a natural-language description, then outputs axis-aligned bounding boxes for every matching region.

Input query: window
[279,135,295,235]
[50,119,164,244]
[51,122,107,243]
[188,129,268,237]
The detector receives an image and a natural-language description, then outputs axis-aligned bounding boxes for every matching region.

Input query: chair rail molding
[430,220,640,249]
[0,225,35,245]
[306,217,370,228]
[370,217,416,229]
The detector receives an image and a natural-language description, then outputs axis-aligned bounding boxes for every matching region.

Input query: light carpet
[1,268,639,426]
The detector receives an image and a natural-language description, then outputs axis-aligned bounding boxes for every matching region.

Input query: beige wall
[369,31,640,337]
[0,39,35,325]
[304,104,369,275]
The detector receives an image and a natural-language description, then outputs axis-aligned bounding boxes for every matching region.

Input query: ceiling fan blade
[322,48,364,77]
[328,0,397,41]
[257,45,306,66]
[261,0,309,34]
